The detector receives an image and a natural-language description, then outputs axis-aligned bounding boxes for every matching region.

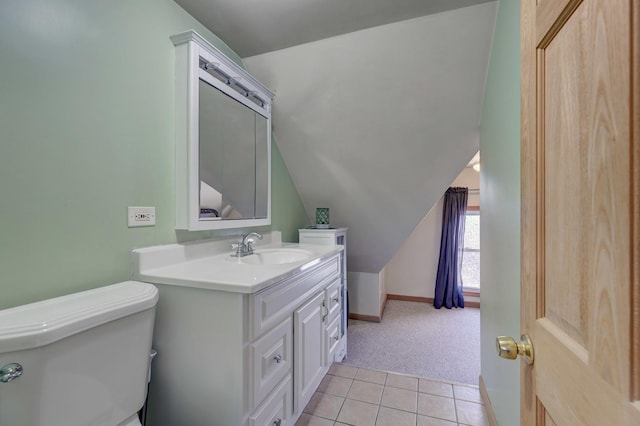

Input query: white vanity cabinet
[135,237,343,426]
[299,228,348,363]
[250,253,342,419]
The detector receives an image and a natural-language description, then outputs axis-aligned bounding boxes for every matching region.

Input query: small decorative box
[315,208,330,228]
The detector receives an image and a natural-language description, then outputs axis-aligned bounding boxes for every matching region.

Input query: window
[461,211,480,291]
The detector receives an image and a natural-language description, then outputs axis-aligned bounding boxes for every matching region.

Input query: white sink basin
[133,235,344,293]
[226,248,314,265]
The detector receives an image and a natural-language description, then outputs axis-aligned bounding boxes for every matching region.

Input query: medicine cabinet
[171,31,274,231]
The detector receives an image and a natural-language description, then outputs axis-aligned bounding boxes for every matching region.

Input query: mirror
[198,80,269,220]
[172,30,274,231]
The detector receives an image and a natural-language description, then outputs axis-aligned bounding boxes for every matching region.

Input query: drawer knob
[321,301,328,322]
[333,297,339,303]
[273,418,282,426]
[334,336,339,341]
[273,354,282,363]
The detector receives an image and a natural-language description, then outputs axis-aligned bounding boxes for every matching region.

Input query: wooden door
[521,0,640,424]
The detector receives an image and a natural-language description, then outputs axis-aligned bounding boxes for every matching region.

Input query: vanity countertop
[132,233,342,294]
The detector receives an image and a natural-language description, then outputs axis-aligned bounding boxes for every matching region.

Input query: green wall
[479,0,521,424]
[269,140,309,242]
[0,0,307,310]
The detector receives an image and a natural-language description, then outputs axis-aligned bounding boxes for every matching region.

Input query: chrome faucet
[231,232,263,257]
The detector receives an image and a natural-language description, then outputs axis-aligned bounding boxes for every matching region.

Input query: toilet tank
[0,281,158,426]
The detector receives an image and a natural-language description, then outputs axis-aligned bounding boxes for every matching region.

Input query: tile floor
[296,363,489,426]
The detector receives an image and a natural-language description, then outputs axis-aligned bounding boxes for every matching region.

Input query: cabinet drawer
[324,315,341,366]
[251,318,292,409]
[249,375,292,426]
[325,279,341,323]
[299,234,335,245]
[251,255,340,339]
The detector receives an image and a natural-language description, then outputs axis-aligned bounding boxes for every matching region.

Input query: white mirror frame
[171,31,274,231]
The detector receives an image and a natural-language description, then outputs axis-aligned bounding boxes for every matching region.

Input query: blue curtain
[434,187,468,309]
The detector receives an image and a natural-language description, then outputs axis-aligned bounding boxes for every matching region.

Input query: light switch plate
[128,207,156,227]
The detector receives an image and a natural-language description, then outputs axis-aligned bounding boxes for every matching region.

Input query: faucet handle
[230,242,245,256]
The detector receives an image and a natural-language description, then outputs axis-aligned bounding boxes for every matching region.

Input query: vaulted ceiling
[180,0,498,273]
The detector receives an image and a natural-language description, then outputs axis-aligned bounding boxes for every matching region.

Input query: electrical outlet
[128,207,156,227]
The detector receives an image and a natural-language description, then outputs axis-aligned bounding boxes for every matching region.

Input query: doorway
[344,161,482,385]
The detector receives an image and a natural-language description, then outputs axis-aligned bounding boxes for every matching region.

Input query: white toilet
[0,281,158,426]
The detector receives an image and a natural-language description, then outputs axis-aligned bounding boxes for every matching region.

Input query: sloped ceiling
[244,2,497,273]
[174,0,495,57]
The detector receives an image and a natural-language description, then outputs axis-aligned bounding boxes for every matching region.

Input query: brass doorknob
[496,334,534,365]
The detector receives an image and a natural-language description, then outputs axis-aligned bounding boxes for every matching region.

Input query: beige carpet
[344,299,480,385]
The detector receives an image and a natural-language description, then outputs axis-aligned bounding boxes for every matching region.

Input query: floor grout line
[299,364,487,426]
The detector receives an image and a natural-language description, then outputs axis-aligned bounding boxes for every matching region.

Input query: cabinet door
[293,291,326,414]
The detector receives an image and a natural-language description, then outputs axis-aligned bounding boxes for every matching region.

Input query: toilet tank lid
[0,281,158,353]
